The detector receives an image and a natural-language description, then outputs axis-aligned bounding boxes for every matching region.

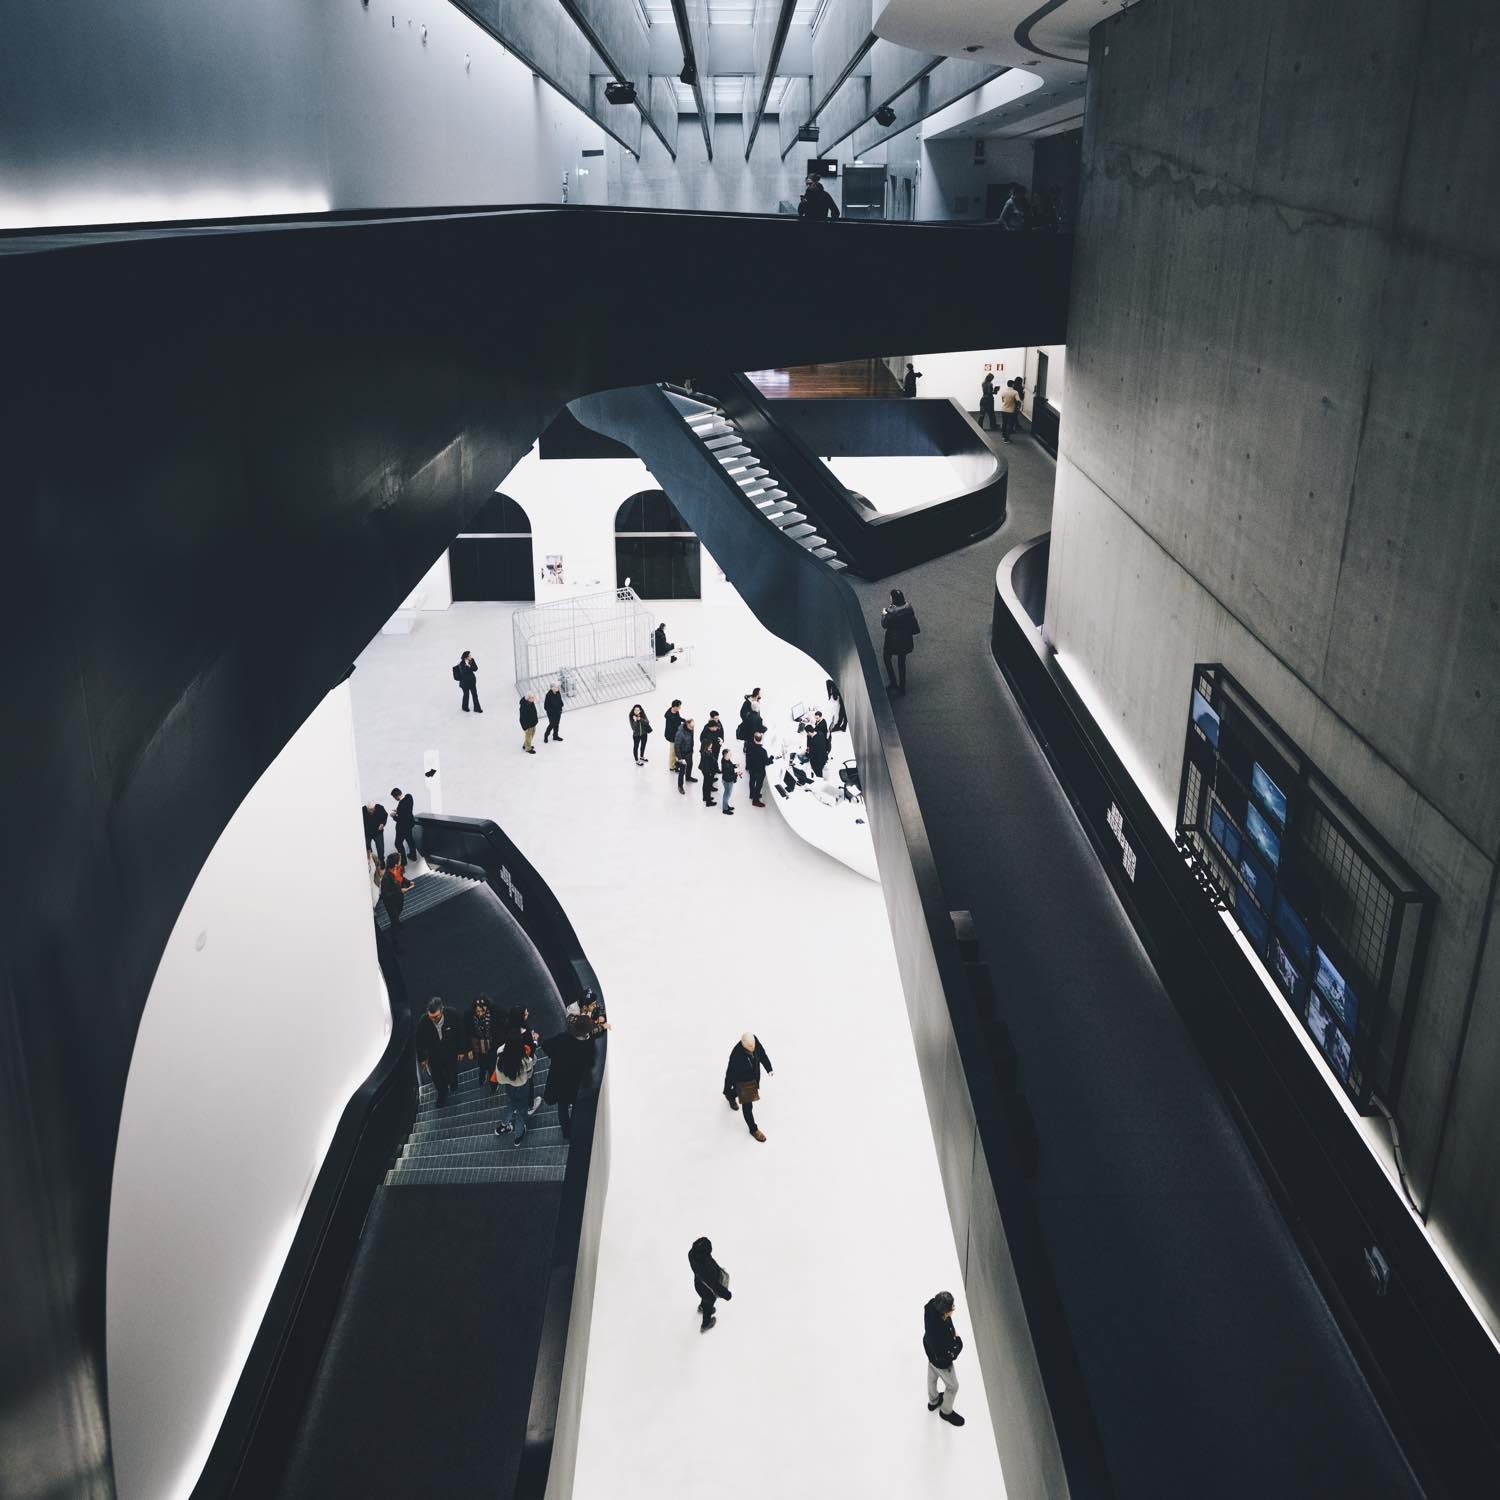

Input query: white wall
[107,682,390,1500]
[0,0,604,227]
[899,346,1027,407]
[915,137,1034,222]
[1024,345,1067,415]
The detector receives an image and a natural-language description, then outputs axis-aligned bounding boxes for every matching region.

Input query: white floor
[350,592,1006,1500]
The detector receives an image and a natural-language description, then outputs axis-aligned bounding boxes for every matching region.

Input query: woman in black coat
[628,704,652,766]
[543,1009,602,1138]
[880,588,920,694]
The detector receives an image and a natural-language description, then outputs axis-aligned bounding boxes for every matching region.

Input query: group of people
[364,790,421,950]
[626,689,778,814]
[977,373,1026,441]
[452,651,567,752]
[414,990,609,1141]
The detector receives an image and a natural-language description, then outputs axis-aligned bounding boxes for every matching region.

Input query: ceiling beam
[744,0,799,159]
[669,0,714,159]
[555,0,678,158]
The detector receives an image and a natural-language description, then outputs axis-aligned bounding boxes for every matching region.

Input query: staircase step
[770,512,807,528]
[796,534,828,550]
[414,1089,551,1126]
[758,499,797,516]
[417,1061,549,1101]
[403,1124,566,1159]
[702,434,743,451]
[408,1110,549,1144]
[784,523,818,541]
[714,447,752,463]
[664,390,718,416]
[812,546,838,560]
[385,1163,569,1186]
[826,558,848,571]
[392,1144,571,1175]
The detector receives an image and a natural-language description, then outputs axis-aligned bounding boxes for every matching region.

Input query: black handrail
[414,814,608,1500]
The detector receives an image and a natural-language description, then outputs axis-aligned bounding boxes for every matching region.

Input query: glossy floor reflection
[350,588,1007,1499]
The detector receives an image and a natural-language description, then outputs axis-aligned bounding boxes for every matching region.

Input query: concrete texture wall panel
[1052,0,1500,1328]
[811,0,873,114]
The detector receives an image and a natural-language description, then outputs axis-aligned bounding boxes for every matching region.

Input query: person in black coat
[723,1031,774,1142]
[744,731,770,807]
[797,176,840,221]
[880,588,919,694]
[628,703,652,765]
[737,690,764,741]
[923,1291,966,1425]
[543,683,565,743]
[417,997,465,1107]
[805,710,831,778]
[390,787,417,861]
[902,363,923,398]
[362,800,388,863]
[519,693,539,753]
[663,700,683,774]
[654,622,676,661]
[698,738,720,807]
[544,1002,605,1137]
[378,852,408,949]
[719,749,738,815]
[675,718,697,794]
[455,651,482,712]
[689,1236,733,1332]
[979,371,997,430]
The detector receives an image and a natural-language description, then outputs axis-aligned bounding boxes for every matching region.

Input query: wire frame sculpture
[512,586,657,710]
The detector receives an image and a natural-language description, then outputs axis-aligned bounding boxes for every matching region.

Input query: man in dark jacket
[723,1031,774,1142]
[923,1291,966,1425]
[880,587,919,694]
[543,682,565,743]
[738,689,764,739]
[545,1004,604,1138]
[699,715,723,806]
[902,363,923,398]
[362,800,388,863]
[417,997,464,1107]
[689,1236,733,1332]
[675,717,697,794]
[797,176,840,221]
[390,786,417,861]
[378,852,409,951]
[519,693,539,753]
[455,650,481,712]
[805,710,831,778]
[663,700,684,775]
[745,731,771,807]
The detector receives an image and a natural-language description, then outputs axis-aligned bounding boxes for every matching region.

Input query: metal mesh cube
[512,587,657,709]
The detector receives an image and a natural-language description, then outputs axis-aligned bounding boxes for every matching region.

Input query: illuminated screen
[1313,947,1359,1032]
[1245,804,1281,870]
[1251,762,1288,828]
[1238,849,1273,908]
[1191,690,1220,749]
[1273,896,1313,968]
[1208,803,1241,863]
[1234,887,1269,954]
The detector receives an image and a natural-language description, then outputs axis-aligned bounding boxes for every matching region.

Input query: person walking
[689,1236,733,1332]
[628,703,652,765]
[902,363,923,398]
[923,1291,967,1426]
[805,710,831,779]
[663,700,683,775]
[417,997,464,1108]
[543,683,565,743]
[723,1031,774,1143]
[362,800,388,863]
[491,1029,536,1143]
[745,730,770,808]
[519,693,539,754]
[720,749,738,815]
[546,1001,606,1139]
[390,786,418,862]
[675,717,697,794]
[506,1003,544,1115]
[797,175,840,221]
[880,588,920,694]
[979,372,996,430]
[465,994,497,1093]
[998,182,1028,230]
[378,851,410,950]
[998,379,1020,443]
[699,736,720,808]
[454,650,482,712]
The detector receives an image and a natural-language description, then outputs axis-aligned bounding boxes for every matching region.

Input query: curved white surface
[760,723,879,882]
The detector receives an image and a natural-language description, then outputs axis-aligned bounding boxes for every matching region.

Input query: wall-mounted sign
[498,864,525,912]
[1106,801,1138,882]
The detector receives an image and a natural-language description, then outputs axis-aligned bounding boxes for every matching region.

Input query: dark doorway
[450,493,535,601]
[614,490,700,599]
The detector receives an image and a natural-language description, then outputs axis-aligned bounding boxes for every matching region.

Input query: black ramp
[850,436,1419,1497]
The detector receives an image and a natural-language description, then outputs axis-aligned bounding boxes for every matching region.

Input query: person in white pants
[923,1291,966,1426]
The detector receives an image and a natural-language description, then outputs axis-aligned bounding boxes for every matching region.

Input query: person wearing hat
[689,1236,733,1333]
[723,1031,774,1142]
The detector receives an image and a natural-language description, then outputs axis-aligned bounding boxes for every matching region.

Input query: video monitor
[1208,803,1241,864]
[1251,762,1288,828]
[1245,804,1281,870]
[1191,690,1220,749]
[1238,848,1273,909]
[1269,935,1304,1004]
[1306,990,1334,1049]
[1313,947,1359,1033]
[1273,895,1314,968]
[1234,887,1269,955]
[1324,1024,1353,1084]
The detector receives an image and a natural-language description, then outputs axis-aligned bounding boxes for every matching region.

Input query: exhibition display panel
[512,586,656,708]
[1175,664,1433,1109]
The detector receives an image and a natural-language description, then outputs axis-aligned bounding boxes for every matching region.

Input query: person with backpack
[880,588,920,695]
[519,693,539,754]
[491,1029,536,1143]
[453,651,481,712]
[689,1237,733,1333]
[923,1291,967,1426]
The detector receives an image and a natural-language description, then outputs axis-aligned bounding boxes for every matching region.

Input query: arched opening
[613,489,700,599]
[450,493,535,601]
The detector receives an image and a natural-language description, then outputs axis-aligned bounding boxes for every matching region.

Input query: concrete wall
[1048,0,1500,1334]
[916,137,1034,222]
[0,0,604,227]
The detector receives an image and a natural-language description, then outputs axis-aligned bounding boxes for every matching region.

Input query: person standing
[417,997,464,1108]
[378,852,410,951]
[663,700,683,775]
[699,736,720,808]
[543,683,565,743]
[519,693,539,754]
[723,1031,774,1143]
[465,994,496,1092]
[491,1029,536,1143]
[998,183,1028,230]
[998,380,1020,444]
[629,703,652,765]
[979,372,996,430]
[546,1002,606,1138]
[720,749,738,815]
[826,678,848,733]
[902,363,923,398]
[737,690,765,746]
[506,1003,544,1115]
[805,710,831,779]
[390,786,418,862]
[923,1291,967,1426]
[455,651,482,712]
[745,730,770,808]
[797,175,840,221]
[675,717,697,794]
[689,1237,733,1333]
[362,800,388,863]
[880,588,919,694]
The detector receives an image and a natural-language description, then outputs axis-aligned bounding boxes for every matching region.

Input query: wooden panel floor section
[744,358,903,399]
